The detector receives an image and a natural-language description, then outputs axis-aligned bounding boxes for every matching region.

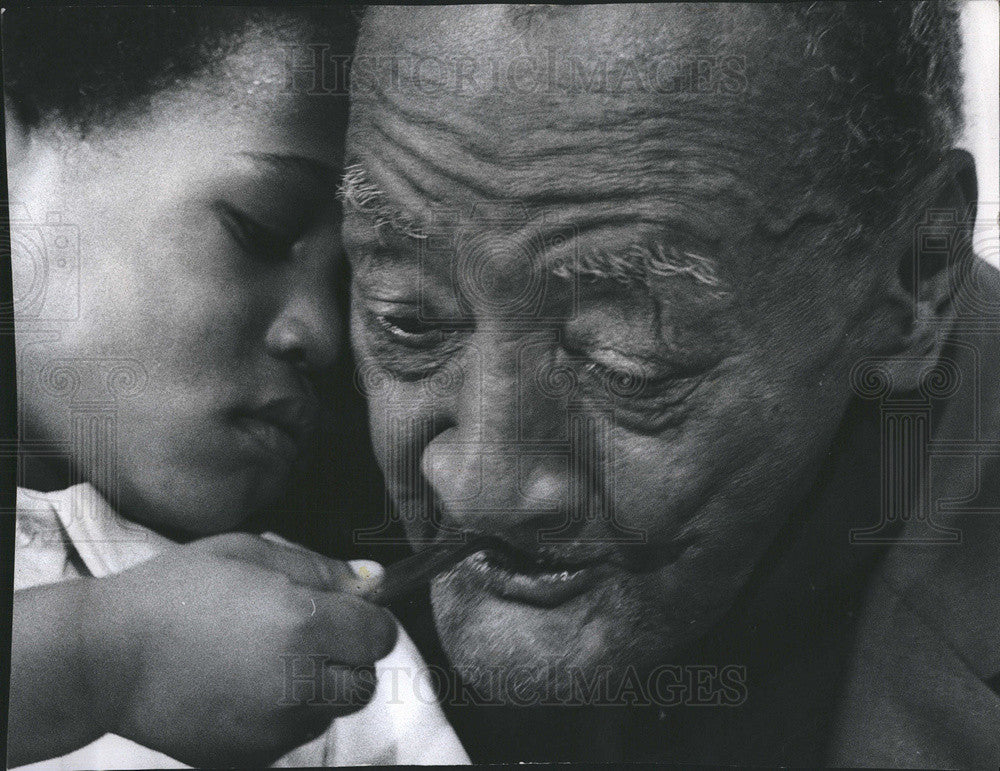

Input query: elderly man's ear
[863,148,978,391]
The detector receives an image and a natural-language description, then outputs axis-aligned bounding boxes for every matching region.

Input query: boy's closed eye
[207,151,340,261]
[212,201,296,262]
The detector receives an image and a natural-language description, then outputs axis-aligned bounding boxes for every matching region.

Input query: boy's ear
[874,148,977,391]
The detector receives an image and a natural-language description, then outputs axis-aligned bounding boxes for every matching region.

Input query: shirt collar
[50,483,174,578]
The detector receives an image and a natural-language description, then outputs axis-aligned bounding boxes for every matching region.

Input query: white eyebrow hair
[339,162,724,292]
[552,240,723,290]
[338,163,427,239]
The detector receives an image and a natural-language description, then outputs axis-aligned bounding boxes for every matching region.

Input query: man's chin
[430,571,676,705]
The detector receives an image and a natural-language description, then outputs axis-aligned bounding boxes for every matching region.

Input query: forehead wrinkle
[359,58,751,152]
[359,110,835,249]
[362,115,511,206]
[345,151,730,259]
[358,108,752,238]
[356,86,771,230]
[348,120,736,261]
[361,69,754,177]
[356,91,664,211]
[356,79,521,164]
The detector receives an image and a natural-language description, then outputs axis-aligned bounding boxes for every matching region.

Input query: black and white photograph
[2,2,998,767]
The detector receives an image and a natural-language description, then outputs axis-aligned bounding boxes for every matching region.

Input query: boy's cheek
[110,399,291,533]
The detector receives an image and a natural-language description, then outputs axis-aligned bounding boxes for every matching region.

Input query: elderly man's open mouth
[448,542,608,607]
[432,532,689,608]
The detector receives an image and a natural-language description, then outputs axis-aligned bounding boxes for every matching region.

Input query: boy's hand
[81,533,398,767]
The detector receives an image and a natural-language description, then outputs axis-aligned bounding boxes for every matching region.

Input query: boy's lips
[235,397,319,464]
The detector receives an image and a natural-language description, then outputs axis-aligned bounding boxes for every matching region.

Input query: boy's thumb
[346,559,385,597]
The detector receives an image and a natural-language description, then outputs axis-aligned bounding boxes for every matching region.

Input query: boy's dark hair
[2,5,359,132]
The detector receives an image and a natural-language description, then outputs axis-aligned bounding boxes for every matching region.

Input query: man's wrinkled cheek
[610,423,744,546]
[366,391,435,538]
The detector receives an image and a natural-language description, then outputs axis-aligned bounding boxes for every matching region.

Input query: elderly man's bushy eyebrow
[555,241,724,292]
[339,162,724,292]
[338,163,427,239]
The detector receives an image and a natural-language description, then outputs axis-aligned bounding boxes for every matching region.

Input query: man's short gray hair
[500,2,965,225]
[786,1,964,220]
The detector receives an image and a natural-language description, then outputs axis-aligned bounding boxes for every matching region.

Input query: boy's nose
[266,295,341,373]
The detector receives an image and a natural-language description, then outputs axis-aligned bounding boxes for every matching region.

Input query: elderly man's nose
[423,443,568,533]
[420,358,569,532]
[265,295,341,373]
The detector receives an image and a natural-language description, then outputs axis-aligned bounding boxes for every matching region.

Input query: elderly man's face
[345,5,896,682]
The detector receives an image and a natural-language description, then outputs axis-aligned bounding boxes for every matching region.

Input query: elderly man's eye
[358,303,468,379]
[573,356,706,431]
[375,313,442,345]
[367,303,474,348]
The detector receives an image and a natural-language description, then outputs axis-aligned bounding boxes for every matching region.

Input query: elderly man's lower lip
[450,550,600,608]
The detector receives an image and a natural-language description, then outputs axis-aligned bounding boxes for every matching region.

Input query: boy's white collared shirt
[12,484,470,769]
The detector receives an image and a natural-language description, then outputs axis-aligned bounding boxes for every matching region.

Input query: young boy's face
[11,25,347,534]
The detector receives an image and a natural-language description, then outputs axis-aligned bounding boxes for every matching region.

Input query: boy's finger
[311,592,399,664]
[227,536,366,593]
